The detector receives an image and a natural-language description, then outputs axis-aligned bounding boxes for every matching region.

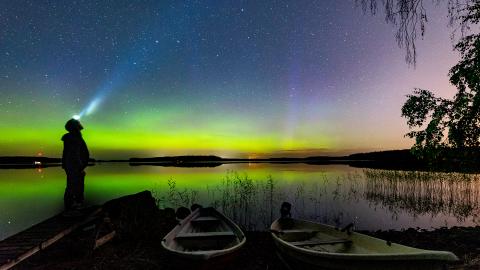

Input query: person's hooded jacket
[62,131,89,171]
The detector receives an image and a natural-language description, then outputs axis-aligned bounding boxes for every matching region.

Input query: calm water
[1,163,479,240]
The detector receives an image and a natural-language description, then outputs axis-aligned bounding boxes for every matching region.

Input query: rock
[175,207,191,220]
[102,190,160,240]
[190,203,202,212]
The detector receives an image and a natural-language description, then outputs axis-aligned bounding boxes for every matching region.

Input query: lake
[1,163,479,240]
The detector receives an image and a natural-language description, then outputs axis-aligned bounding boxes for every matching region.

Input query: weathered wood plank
[0,206,101,270]
[94,231,116,250]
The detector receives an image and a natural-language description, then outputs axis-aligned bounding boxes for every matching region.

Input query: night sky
[0,0,460,159]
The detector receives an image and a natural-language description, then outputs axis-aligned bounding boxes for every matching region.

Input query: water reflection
[153,169,480,231]
[364,170,480,223]
[1,164,480,240]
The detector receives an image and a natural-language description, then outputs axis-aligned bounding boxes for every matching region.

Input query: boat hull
[162,207,246,262]
[271,218,457,270]
[165,250,242,270]
[274,240,449,270]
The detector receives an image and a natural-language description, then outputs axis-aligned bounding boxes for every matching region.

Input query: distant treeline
[343,149,418,161]
[2,148,480,172]
[128,151,425,170]
[336,148,480,172]
[129,155,224,167]
[0,156,60,169]
[0,156,61,164]
[416,147,480,172]
[306,150,427,171]
[0,156,95,169]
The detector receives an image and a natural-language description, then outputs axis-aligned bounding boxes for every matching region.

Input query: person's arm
[80,139,89,169]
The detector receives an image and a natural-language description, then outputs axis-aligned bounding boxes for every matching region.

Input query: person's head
[65,119,83,132]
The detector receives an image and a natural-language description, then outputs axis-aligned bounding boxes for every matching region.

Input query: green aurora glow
[0,1,461,159]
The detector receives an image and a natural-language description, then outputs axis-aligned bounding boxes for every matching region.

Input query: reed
[363,169,480,221]
[152,169,480,230]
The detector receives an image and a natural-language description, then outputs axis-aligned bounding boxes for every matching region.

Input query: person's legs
[64,170,75,210]
[65,169,86,208]
[76,170,85,205]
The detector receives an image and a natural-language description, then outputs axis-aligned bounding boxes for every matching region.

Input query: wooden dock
[0,207,101,270]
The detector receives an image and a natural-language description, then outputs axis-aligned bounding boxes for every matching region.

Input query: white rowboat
[162,207,246,261]
[271,218,458,270]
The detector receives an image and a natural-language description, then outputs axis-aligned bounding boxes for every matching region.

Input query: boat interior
[273,218,455,255]
[276,227,354,253]
[272,218,394,254]
[170,208,242,252]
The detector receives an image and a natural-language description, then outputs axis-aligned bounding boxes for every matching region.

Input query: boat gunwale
[270,218,458,262]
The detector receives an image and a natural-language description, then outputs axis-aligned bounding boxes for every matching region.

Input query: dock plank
[0,206,101,270]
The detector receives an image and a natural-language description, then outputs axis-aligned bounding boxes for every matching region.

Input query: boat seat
[289,239,352,246]
[281,229,319,234]
[191,217,221,224]
[175,231,235,240]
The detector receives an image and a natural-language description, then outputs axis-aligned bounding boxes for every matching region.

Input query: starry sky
[0,0,460,159]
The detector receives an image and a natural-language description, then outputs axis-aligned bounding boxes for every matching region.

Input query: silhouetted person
[62,119,89,213]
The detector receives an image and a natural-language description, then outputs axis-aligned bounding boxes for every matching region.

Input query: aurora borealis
[0,0,461,159]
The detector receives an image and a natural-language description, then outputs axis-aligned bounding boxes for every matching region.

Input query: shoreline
[7,191,479,270]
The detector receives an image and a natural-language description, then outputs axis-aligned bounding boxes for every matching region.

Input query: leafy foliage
[379,0,480,162]
[401,89,450,159]
[401,31,480,160]
[357,0,476,65]
[359,1,480,161]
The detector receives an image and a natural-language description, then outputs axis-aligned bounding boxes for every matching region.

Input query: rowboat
[271,218,458,270]
[161,207,246,261]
